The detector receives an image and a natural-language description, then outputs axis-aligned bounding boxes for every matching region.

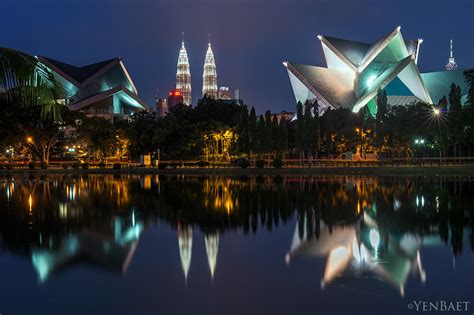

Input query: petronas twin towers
[175,34,218,105]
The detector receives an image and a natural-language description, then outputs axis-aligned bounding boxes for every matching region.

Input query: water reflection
[0,174,472,291]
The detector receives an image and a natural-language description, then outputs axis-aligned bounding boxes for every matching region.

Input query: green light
[366,74,377,87]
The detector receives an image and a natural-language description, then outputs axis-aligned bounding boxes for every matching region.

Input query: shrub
[82,163,89,170]
[39,162,48,169]
[157,163,167,170]
[28,162,36,170]
[272,158,283,169]
[72,161,81,170]
[197,160,210,168]
[235,158,250,169]
[5,164,13,170]
[62,163,70,169]
[113,163,121,170]
[255,160,265,169]
[98,162,106,168]
[0,164,4,170]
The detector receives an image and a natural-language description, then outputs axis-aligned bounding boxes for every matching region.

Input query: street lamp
[26,137,33,143]
[414,138,425,161]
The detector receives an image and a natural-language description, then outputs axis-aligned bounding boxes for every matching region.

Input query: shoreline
[1,166,474,176]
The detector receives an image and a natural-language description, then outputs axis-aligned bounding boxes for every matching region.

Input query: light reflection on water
[0,174,472,315]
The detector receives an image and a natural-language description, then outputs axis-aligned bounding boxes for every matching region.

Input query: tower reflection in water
[0,175,472,289]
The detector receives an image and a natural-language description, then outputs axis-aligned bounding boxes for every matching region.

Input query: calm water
[0,174,473,315]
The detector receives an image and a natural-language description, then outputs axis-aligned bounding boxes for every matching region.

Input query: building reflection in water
[0,174,472,290]
[31,214,144,283]
[178,224,193,283]
[285,210,441,296]
[205,232,219,279]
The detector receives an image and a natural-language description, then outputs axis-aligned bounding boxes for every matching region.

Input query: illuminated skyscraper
[176,34,192,105]
[202,36,218,98]
[445,39,458,70]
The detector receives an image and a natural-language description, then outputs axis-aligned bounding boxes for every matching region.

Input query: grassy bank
[1,165,474,177]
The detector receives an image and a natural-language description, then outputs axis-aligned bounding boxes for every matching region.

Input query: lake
[0,174,473,315]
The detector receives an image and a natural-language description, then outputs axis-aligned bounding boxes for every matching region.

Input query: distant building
[202,38,218,99]
[218,86,232,100]
[37,56,147,122]
[445,39,458,71]
[284,26,469,116]
[155,98,167,117]
[167,89,184,109]
[176,36,192,105]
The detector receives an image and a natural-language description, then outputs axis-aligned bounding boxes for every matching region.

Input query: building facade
[202,40,218,99]
[284,26,469,116]
[176,40,192,105]
[38,56,147,121]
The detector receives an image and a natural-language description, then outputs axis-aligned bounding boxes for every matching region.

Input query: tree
[264,110,273,155]
[236,107,249,154]
[295,101,305,161]
[0,48,64,120]
[257,115,266,156]
[76,117,120,161]
[303,101,314,157]
[278,117,289,156]
[248,107,258,154]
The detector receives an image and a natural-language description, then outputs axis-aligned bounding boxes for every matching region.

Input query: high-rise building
[155,98,167,117]
[445,39,458,71]
[176,35,192,105]
[202,37,218,99]
[218,86,232,100]
[167,89,184,109]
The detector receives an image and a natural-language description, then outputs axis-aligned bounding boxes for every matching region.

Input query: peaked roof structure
[36,54,146,118]
[284,26,438,114]
[40,57,119,85]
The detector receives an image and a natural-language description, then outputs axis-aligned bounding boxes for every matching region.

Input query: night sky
[2,0,473,113]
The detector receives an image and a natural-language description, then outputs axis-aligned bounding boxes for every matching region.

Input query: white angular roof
[285,27,432,112]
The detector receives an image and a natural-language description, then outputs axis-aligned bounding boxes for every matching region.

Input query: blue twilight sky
[1,0,473,113]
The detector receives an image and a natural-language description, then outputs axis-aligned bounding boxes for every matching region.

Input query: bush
[197,161,210,168]
[272,158,283,169]
[255,160,265,169]
[28,162,36,170]
[72,161,81,170]
[113,163,121,170]
[157,163,167,170]
[5,164,13,170]
[235,158,250,169]
[82,163,89,170]
[39,162,48,170]
[98,162,106,168]
[0,164,4,170]
[62,163,70,169]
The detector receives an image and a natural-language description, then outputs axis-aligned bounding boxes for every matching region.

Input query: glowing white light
[366,75,377,87]
[369,229,380,249]
[433,108,440,115]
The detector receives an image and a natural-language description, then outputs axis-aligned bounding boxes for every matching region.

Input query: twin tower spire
[176,33,218,105]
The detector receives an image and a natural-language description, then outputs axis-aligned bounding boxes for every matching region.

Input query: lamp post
[414,138,425,163]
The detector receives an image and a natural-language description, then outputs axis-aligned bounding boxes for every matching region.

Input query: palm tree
[0,47,64,120]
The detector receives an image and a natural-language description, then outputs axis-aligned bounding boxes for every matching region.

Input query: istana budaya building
[38,55,147,121]
[284,26,469,116]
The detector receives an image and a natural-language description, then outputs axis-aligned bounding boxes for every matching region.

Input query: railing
[1,157,474,170]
